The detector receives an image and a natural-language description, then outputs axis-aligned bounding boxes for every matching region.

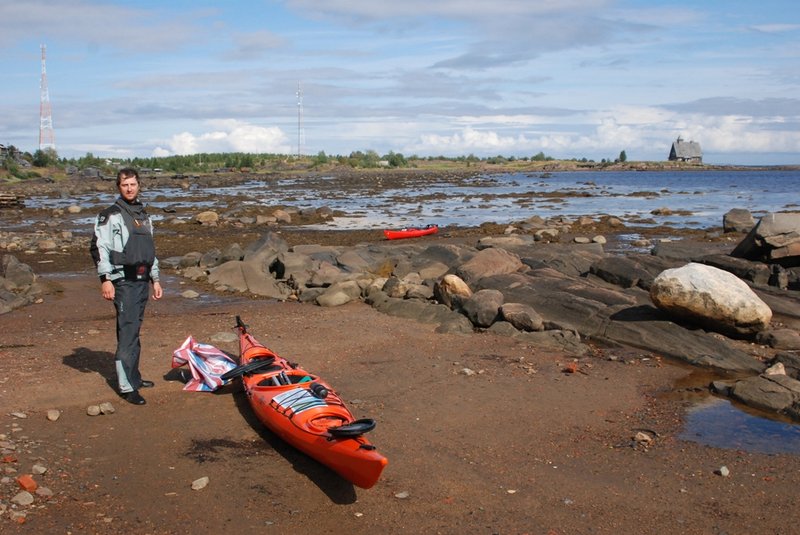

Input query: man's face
[118,176,139,202]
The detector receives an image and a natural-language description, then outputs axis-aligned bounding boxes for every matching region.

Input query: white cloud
[749,24,800,33]
[154,120,292,156]
[0,0,202,51]
[285,0,610,21]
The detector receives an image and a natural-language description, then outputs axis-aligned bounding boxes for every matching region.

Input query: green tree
[618,150,627,162]
[312,151,329,166]
[384,151,407,168]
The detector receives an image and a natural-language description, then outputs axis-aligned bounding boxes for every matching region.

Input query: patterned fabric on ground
[171,336,237,392]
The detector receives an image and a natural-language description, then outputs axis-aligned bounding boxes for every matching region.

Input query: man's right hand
[101,280,115,301]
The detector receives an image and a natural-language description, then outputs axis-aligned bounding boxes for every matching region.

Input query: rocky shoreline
[2,169,799,422]
[2,169,800,532]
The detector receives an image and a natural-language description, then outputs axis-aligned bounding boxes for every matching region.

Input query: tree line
[2,143,629,179]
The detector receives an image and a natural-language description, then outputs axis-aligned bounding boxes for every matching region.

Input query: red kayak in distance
[222,316,388,489]
[383,224,438,240]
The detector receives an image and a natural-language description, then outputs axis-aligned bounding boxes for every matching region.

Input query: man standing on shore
[91,168,162,405]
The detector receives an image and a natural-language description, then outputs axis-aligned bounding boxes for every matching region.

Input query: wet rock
[650,263,772,336]
[730,374,800,413]
[723,208,756,233]
[731,212,800,265]
[181,290,200,299]
[710,380,735,396]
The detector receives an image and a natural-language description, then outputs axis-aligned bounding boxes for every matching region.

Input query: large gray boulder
[730,374,800,414]
[700,254,772,286]
[1,255,36,288]
[461,289,504,328]
[207,261,291,299]
[731,212,800,266]
[272,251,318,281]
[243,232,290,265]
[433,274,472,310]
[477,270,763,373]
[500,302,544,332]
[723,208,756,233]
[316,280,362,307]
[590,256,655,289]
[365,289,472,331]
[519,243,605,278]
[454,247,524,284]
[650,263,772,336]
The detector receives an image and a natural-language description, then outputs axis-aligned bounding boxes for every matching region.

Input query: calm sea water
[28,168,800,231]
[680,397,800,455]
[244,169,800,230]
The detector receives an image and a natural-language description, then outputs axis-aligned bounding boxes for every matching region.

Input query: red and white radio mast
[39,44,56,152]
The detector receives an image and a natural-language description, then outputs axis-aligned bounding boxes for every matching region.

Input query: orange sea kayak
[383,224,438,240]
[223,316,387,489]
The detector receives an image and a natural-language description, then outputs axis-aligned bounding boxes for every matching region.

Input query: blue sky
[1,0,798,164]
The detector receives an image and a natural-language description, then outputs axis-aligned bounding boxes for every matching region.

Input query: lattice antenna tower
[296,81,305,158]
[39,44,56,152]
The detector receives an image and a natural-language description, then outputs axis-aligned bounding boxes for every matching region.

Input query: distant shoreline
[2,157,799,187]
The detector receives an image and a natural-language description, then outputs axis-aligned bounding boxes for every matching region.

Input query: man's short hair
[116,167,140,186]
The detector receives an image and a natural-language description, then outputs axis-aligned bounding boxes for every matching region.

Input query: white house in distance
[668,137,703,163]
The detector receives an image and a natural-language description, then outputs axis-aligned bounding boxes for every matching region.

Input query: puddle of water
[679,396,800,455]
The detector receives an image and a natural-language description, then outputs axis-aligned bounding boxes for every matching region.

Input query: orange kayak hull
[236,322,387,489]
[383,225,438,240]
